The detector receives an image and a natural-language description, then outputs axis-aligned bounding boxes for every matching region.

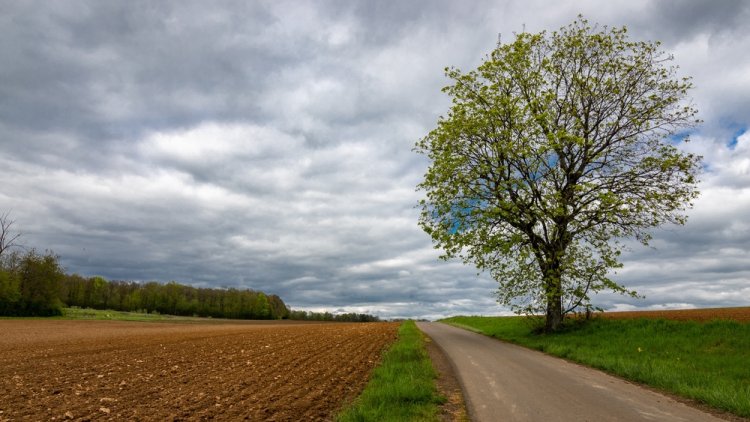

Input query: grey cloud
[644,0,750,42]
[1,0,749,319]
[2,2,329,141]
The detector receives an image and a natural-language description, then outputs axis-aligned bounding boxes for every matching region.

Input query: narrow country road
[417,322,725,422]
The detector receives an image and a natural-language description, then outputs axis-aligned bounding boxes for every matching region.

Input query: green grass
[60,307,206,322]
[442,315,750,418]
[0,307,224,323]
[336,320,444,422]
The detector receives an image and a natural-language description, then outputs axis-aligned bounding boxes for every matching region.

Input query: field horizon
[599,306,750,322]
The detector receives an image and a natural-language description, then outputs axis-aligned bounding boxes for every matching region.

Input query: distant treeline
[288,310,380,322]
[64,276,290,320]
[0,250,288,319]
[0,250,65,316]
[0,249,380,322]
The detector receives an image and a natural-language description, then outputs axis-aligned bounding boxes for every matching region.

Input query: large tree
[415,19,701,331]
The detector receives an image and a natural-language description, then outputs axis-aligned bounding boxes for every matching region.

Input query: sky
[1,0,749,320]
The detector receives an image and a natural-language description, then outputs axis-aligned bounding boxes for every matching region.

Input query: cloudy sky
[1,0,749,319]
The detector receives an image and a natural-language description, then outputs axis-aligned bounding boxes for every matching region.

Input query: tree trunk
[543,257,564,332]
[545,288,563,332]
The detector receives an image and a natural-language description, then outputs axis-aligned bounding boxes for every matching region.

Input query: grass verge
[59,307,216,322]
[0,307,229,322]
[0,307,167,322]
[442,315,750,418]
[336,320,444,422]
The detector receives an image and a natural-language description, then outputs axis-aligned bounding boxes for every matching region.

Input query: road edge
[421,326,470,422]
[442,320,750,422]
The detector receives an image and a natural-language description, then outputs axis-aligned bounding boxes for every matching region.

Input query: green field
[61,307,203,321]
[62,306,230,322]
[442,316,750,418]
[336,320,444,422]
[0,307,235,323]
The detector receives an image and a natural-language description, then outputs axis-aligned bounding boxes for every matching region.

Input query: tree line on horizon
[0,214,379,321]
[0,248,380,322]
[0,248,289,319]
[64,274,290,319]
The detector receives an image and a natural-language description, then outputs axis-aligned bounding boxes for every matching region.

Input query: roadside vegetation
[336,320,444,422]
[442,315,750,418]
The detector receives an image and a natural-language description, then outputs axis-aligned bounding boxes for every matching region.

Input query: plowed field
[0,320,399,421]
[602,306,750,322]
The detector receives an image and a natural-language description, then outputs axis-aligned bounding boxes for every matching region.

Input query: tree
[251,292,271,319]
[0,212,23,315]
[0,266,21,315]
[0,211,22,260]
[18,250,65,316]
[415,18,700,331]
[268,294,290,319]
[62,273,87,307]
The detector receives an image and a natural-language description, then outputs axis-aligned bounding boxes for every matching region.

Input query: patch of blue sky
[448,219,462,235]
[545,153,559,169]
[728,127,746,149]
[448,198,486,235]
[667,130,696,145]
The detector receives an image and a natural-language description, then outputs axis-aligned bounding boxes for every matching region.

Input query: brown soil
[600,306,750,322]
[0,320,398,421]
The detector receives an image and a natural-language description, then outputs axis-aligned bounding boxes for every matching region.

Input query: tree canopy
[415,18,701,331]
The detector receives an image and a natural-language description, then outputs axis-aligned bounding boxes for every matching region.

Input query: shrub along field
[442,314,750,418]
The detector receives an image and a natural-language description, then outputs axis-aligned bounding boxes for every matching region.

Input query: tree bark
[543,257,564,332]
[545,288,563,332]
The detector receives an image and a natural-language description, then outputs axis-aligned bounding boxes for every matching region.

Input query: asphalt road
[417,322,725,422]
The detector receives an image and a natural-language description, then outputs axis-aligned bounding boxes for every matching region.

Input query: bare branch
[0,211,22,259]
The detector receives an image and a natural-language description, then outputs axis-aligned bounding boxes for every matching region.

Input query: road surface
[417,322,725,422]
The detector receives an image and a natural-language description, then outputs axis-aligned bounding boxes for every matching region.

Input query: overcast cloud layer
[1,0,749,319]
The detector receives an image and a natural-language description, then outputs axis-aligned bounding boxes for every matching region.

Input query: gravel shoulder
[423,330,469,421]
